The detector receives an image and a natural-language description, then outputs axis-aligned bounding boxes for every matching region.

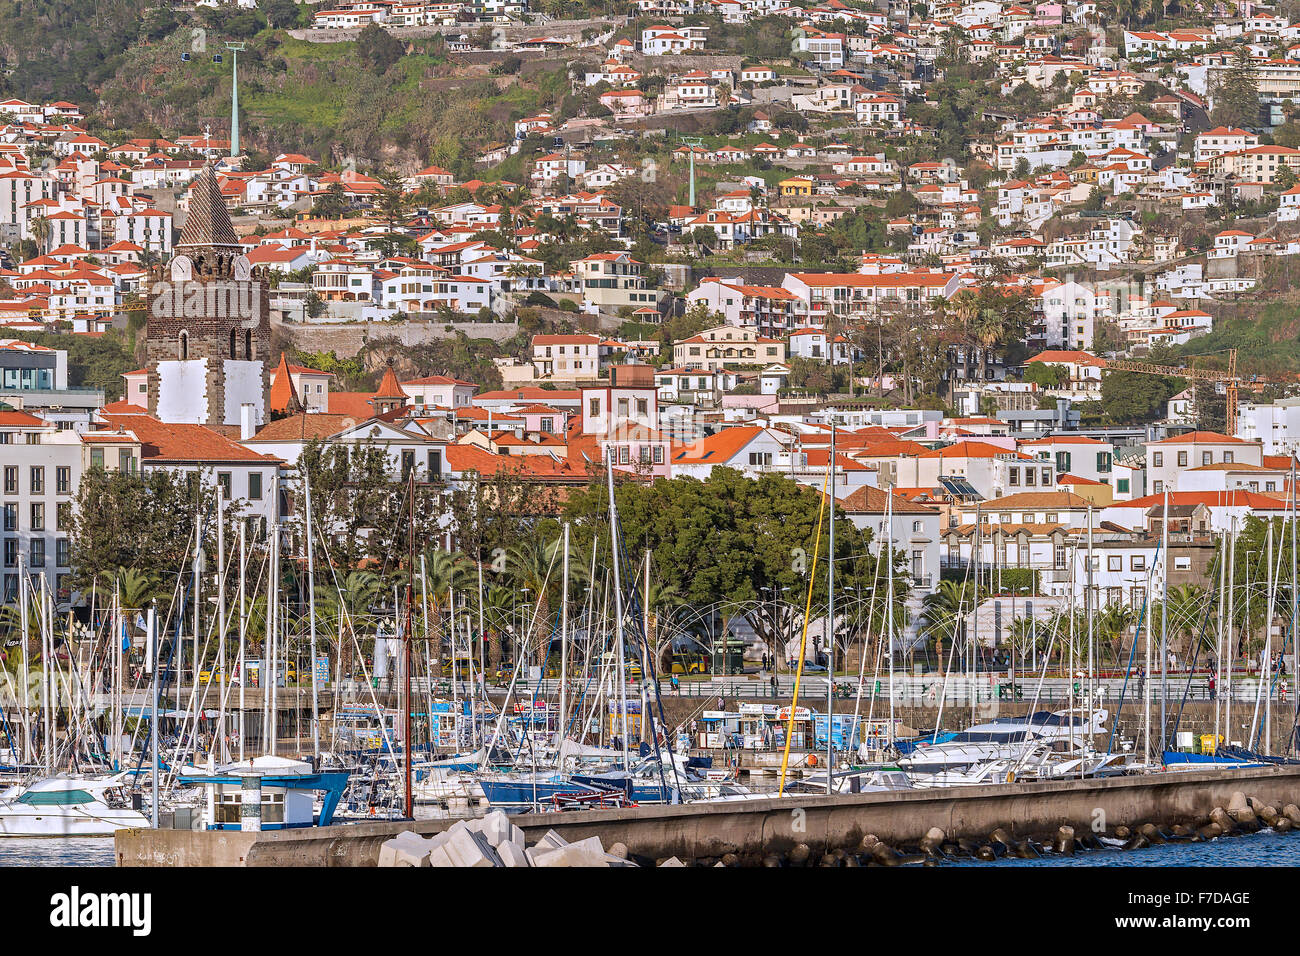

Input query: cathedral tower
[145,165,271,428]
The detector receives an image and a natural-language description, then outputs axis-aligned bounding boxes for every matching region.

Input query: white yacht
[0,774,149,836]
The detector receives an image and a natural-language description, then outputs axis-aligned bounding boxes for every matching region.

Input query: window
[56,502,70,531]
[1153,480,1163,494]
[119,449,134,474]
[1174,556,1191,571]
[1201,451,1212,466]
[217,472,232,500]
[589,397,600,417]
[27,467,42,495]
[90,449,104,470]
[1223,451,1234,464]
[55,538,69,568]
[29,538,44,568]
[1,504,12,531]
[1108,555,1122,571]
[1153,452,1163,467]
[3,466,15,494]
[2,539,13,568]
[29,503,43,532]
[1131,555,1146,571]
[401,450,415,477]
[1177,451,1188,467]
[427,450,442,476]
[55,467,70,494]
[248,472,263,500]
[653,445,664,464]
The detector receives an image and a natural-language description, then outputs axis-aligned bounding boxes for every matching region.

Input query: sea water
[950,828,1300,866]
[2,830,1299,867]
[0,839,115,866]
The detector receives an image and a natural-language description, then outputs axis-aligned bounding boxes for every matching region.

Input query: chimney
[240,403,256,441]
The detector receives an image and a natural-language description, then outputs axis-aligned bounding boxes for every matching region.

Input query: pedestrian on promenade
[1208,674,1216,700]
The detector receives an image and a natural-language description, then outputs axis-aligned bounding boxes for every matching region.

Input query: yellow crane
[1103,348,1240,435]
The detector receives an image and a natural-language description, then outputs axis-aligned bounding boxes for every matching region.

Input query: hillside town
[4,0,1300,883]
[4,0,1300,629]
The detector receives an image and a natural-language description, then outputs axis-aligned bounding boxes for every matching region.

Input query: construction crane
[1102,348,1240,435]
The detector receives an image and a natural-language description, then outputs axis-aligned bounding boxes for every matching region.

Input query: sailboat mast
[218,494,228,763]
[404,473,415,819]
[305,460,320,761]
[18,553,28,764]
[149,603,159,828]
[606,448,630,768]
[560,521,570,741]
[238,519,247,763]
[1160,488,1169,759]
[827,421,835,794]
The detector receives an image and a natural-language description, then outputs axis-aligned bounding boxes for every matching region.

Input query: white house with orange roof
[788,327,853,364]
[1023,349,1106,395]
[401,374,477,411]
[1145,431,1263,494]
[640,25,707,55]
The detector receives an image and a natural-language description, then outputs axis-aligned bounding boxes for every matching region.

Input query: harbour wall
[115,765,1300,866]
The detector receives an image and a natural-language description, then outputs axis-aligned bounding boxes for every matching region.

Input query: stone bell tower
[145,164,271,428]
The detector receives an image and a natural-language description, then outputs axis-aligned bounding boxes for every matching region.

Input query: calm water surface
[952,828,1300,866]
[0,831,1298,867]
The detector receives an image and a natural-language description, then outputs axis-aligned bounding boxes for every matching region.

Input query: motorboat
[0,773,150,836]
[896,709,1109,774]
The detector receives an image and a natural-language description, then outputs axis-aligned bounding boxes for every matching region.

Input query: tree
[70,468,216,592]
[1023,361,1068,389]
[311,182,347,219]
[1100,370,1182,424]
[1210,50,1261,131]
[356,23,405,73]
[259,0,301,28]
[557,469,906,656]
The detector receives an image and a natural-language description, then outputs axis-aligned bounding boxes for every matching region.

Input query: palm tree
[506,536,561,667]
[419,548,473,671]
[314,569,384,679]
[1095,603,1137,668]
[920,579,980,671]
[1152,584,1209,662]
[29,215,51,257]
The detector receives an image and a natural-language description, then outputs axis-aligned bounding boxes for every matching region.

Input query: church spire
[175,164,243,266]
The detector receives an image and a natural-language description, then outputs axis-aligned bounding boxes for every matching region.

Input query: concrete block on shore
[427,845,456,867]
[532,843,610,867]
[658,856,685,867]
[498,840,530,867]
[446,827,502,867]
[379,831,433,867]
[478,810,523,849]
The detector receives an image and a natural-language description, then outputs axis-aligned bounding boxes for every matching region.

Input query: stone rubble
[377,811,643,867]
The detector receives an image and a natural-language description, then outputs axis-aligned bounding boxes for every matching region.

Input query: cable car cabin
[607,699,642,741]
[696,710,739,749]
[711,636,746,676]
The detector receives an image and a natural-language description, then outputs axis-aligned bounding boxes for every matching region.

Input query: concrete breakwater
[115,765,1300,867]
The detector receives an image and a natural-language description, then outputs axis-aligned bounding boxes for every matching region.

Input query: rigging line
[778,469,831,797]
[1105,539,1160,755]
